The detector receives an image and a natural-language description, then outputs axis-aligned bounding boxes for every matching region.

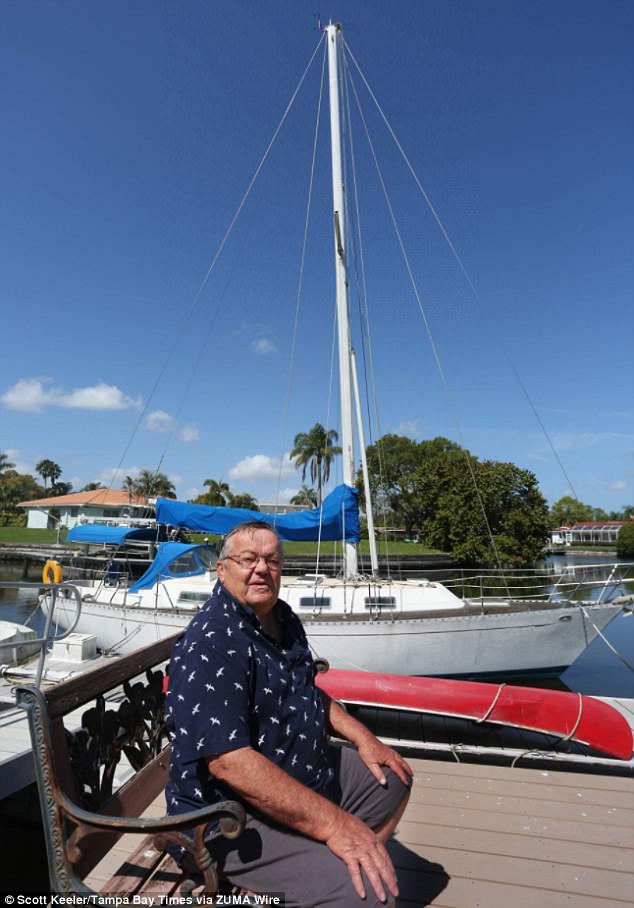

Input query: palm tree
[0,451,15,476]
[35,458,62,490]
[228,492,259,510]
[133,469,176,499]
[290,485,319,507]
[290,423,342,506]
[123,475,138,502]
[201,479,231,506]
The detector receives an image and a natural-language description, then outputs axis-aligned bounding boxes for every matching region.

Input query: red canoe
[316,668,633,761]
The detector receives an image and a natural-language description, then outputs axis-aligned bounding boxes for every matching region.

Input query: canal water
[1,553,633,698]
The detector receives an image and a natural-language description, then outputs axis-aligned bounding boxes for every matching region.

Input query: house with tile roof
[18,489,153,530]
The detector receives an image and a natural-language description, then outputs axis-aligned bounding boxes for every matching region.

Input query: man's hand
[357,736,414,787]
[325,810,398,902]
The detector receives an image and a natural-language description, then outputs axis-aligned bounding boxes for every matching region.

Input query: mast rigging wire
[111,33,326,489]
[344,37,578,503]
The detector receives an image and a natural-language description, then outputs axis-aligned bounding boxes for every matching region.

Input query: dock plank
[393,757,634,907]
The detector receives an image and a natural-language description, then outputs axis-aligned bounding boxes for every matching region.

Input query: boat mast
[326,22,357,578]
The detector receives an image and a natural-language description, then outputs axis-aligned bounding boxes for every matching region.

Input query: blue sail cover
[67,525,158,545]
[129,542,215,592]
[155,483,360,543]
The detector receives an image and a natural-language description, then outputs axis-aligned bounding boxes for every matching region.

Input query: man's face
[216,527,283,615]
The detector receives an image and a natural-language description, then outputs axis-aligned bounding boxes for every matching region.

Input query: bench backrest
[17,632,182,890]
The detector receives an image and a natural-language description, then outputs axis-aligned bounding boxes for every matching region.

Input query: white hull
[41,572,624,677]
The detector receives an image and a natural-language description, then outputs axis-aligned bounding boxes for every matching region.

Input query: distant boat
[41,23,629,678]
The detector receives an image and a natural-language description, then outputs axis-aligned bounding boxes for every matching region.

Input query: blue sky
[2,0,633,512]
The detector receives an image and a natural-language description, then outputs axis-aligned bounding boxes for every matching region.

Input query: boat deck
[85,755,633,906]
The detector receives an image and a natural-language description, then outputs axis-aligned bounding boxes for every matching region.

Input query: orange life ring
[42,560,63,584]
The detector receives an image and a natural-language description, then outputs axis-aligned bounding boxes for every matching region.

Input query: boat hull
[41,589,622,678]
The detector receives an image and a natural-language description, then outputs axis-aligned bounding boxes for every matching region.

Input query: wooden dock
[391,757,633,907]
[85,754,633,906]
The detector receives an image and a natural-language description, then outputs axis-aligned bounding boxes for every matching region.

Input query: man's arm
[208,746,397,902]
[320,691,413,787]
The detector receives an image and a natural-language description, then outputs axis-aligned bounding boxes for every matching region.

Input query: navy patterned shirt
[165,580,335,825]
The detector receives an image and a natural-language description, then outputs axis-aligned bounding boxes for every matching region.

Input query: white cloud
[180,425,200,443]
[1,378,142,413]
[251,338,276,355]
[99,466,142,484]
[609,479,627,492]
[3,448,32,474]
[393,420,419,438]
[278,487,300,504]
[145,410,175,433]
[229,453,294,481]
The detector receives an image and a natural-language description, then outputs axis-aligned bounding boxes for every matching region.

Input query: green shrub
[616,522,634,558]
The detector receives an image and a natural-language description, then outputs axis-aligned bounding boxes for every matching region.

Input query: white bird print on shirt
[187,671,196,682]
[263,687,272,695]
[177,694,185,702]
[205,683,215,692]
[196,738,205,751]
[200,654,209,662]
[258,734,266,746]
[216,667,225,677]
[274,748,285,756]
[228,729,238,741]
[192,704,200,715]
[234,682,244,690]
[210,717,221,725]
[270,717,280,725]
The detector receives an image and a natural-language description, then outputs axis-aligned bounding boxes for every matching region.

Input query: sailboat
[40,23,630,678]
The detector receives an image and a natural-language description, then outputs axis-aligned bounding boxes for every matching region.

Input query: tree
[35,459,62,490]
[0,470,44,525]
[616,522,634,558]
[228,492,259,510]
[549,496,595,527]
[81,482,104,491]
[0,451,16,476]
[196,479,231,506]
[361,434,549,565]
[290,423,342,506]
[123,475,138,502]
[131,469,176,499]
[50,481,73,497]
[290,485,319,507]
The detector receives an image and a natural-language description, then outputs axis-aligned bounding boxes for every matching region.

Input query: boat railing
[439,562,634,605]
[0,579,84,686]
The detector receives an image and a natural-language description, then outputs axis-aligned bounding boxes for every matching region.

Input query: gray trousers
[208,744,410,908]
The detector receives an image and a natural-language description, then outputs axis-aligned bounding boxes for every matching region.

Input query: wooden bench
[16,632,246,897]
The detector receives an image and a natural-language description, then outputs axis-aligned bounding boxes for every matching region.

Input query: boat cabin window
[364,596,396,608]
[299,596,332,609]
[167,547,216,576]
[177,591,210,604]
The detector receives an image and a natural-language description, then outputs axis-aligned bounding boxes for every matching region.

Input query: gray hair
[218,521,283,560]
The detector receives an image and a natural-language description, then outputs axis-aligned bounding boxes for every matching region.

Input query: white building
[19,489,152,530]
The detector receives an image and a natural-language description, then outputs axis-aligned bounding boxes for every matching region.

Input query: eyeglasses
[223,553,284,572]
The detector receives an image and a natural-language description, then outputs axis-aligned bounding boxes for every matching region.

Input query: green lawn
[188,534,441,557]
[0,527,64,544]
[0,526,441,556]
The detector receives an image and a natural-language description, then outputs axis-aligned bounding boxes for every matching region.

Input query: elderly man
[165,521,412,908]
